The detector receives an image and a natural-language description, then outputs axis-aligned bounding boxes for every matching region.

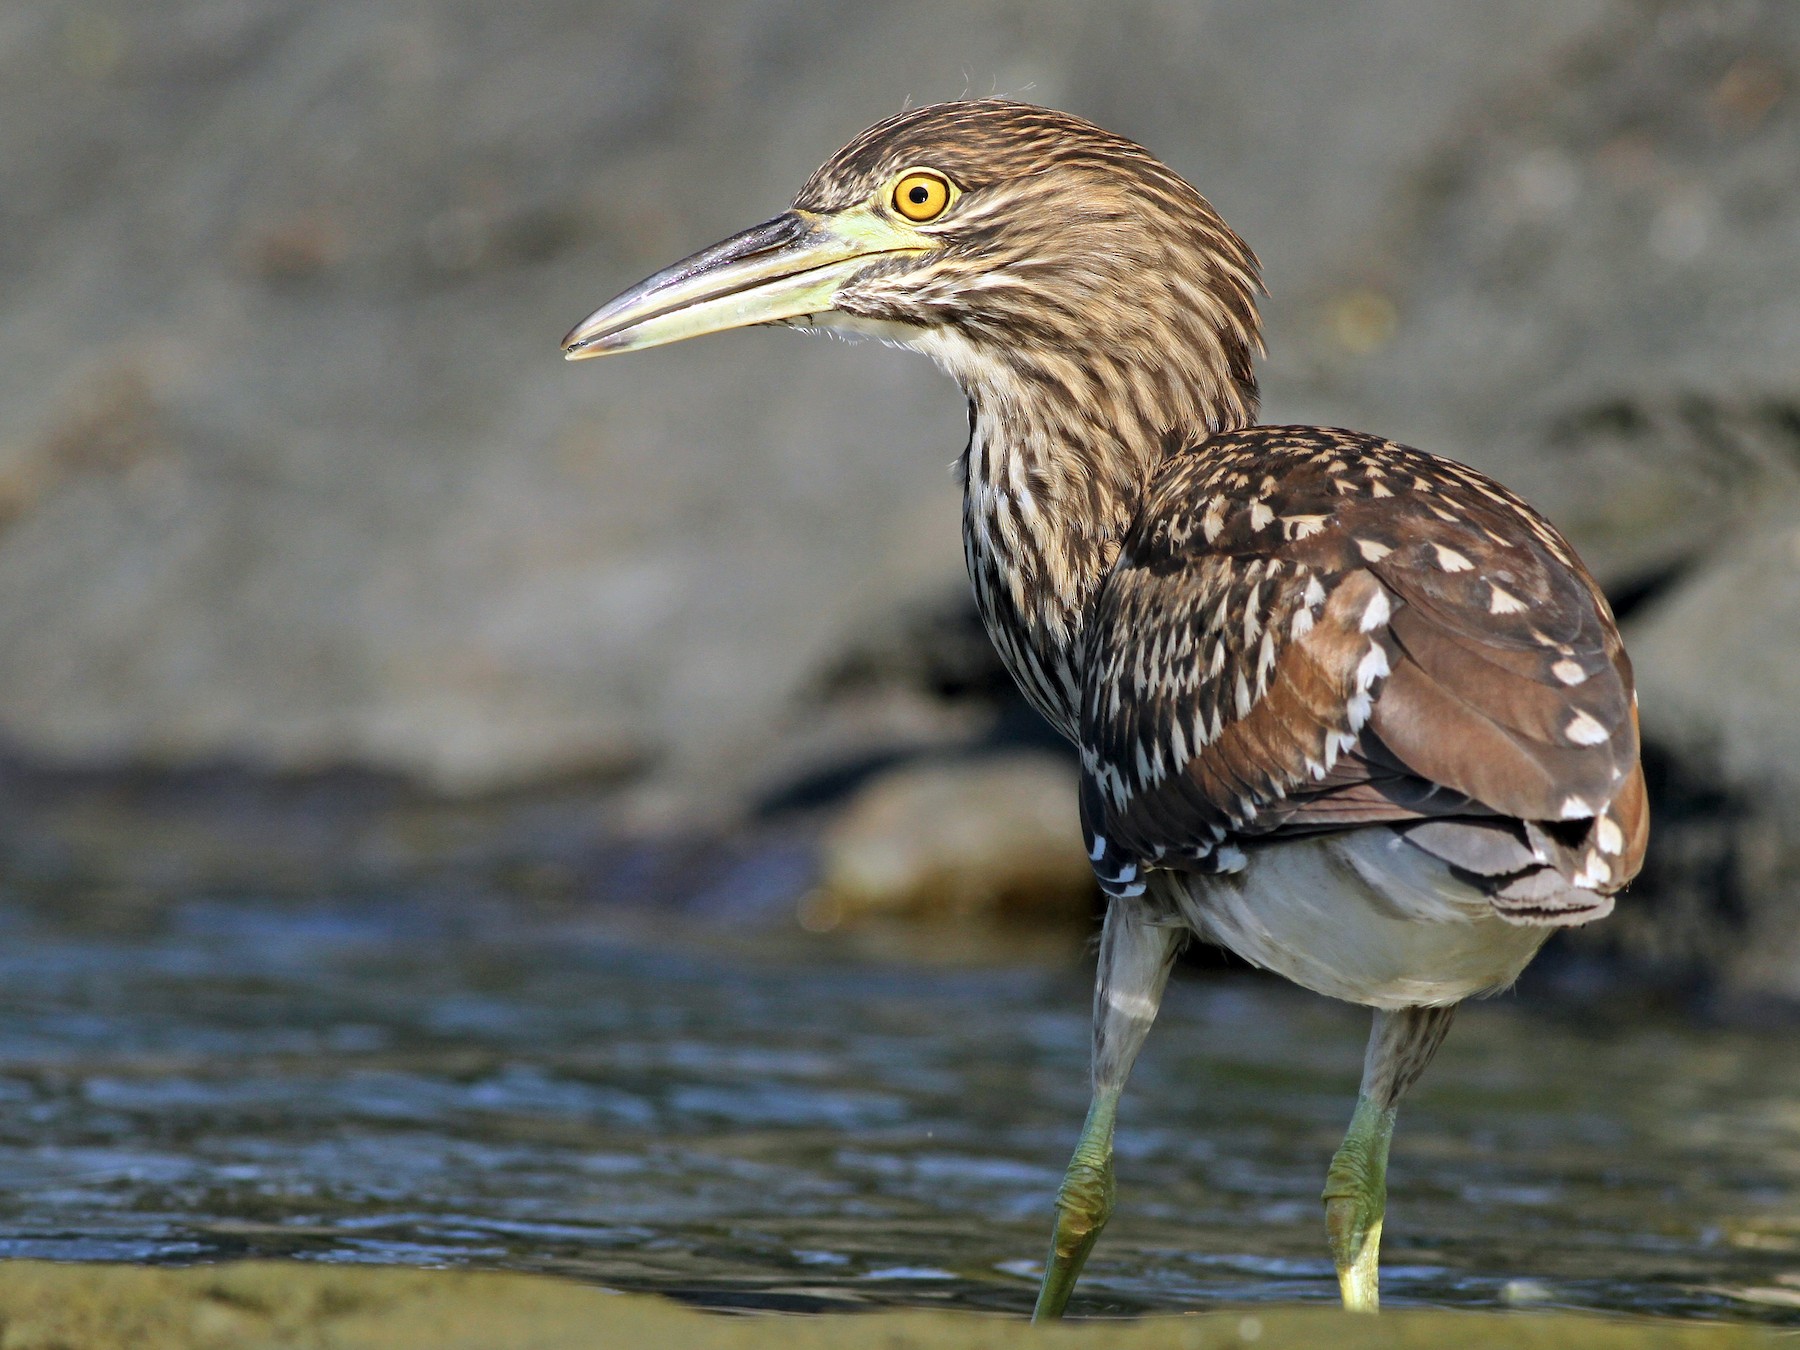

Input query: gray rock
[1633,522,1800,803]
[811,752,1092,928]
[1308,0,1800,590]
[0,0,1607,795]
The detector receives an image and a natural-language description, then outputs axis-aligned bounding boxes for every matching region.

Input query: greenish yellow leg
[1032,903,1179,1322]
[1321,1005,1456,1313]
[1322,1093,1396,1311]
[1032,1092,1119,1320]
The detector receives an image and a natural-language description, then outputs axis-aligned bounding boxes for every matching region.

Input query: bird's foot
[1322,1095,1396,1313]
[1032,1099,1117,1321]
[1032,1159,1112,1320]
[1324,1198,1383,1311]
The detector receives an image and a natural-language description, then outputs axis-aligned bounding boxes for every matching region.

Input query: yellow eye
[891,170,953,222]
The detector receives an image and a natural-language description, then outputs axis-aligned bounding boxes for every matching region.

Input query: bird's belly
[1156,828,1550,1009]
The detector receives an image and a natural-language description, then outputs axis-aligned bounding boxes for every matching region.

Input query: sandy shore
[0,1261,1782,1349]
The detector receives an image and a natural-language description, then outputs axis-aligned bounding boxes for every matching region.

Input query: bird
[560,100,1648,1318]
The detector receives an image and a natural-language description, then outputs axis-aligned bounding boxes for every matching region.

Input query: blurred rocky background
[0,0,1795,1001]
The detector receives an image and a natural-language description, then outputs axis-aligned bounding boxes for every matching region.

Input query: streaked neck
[932,333,1257,739]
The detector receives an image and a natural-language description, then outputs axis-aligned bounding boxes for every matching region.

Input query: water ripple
[0,892,1792,1322]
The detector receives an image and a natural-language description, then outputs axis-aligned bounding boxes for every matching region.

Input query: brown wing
[1078,426,1647,925]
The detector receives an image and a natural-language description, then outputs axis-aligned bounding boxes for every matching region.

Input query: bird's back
[1077,424,1647,941]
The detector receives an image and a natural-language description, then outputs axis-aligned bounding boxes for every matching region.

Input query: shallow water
[0,890,1795,1323]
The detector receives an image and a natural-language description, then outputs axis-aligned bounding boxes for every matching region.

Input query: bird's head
[564,100,1263,436]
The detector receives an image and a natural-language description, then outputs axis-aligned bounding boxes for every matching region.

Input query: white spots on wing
[1559,795,1592,820]
[1355,642,1391,689]
[1291,606,1315,639]
[1432,544,1474,573]
[1356,538,1391,563]
[1095,762,1128,810]
[1552,658,1588,686]
[1304,574,1328,608]
[1234,671,1253,719]
[1256,630,1278,687]
[1565,711,1609,745]
[1368,480,1394,499]
[1088,833,1107,861]
[1359,587,1392,632]
[1094,846,1145,897]
[1346,639,1389,728]
[1169,719,1190,770]
[1284,514,1327,540]
[1472,481,1513,508]
[1596,816,1624,855]
[1214,844,1247,872]
[1489,585,1527,614]
[1208,638,1226,678]
[1573,853,1612,889]
[1249,501,1274,531]
[1202,498,1225,542]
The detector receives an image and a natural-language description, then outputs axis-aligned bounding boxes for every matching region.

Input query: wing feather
[1077,426,1646,919]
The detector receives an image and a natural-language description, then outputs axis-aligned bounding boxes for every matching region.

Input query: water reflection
[0,892,1794,1321]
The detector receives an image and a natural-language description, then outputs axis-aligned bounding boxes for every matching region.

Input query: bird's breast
[962,493,1085,741]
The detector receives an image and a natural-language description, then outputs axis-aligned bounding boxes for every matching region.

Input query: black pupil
[908,185,929,204]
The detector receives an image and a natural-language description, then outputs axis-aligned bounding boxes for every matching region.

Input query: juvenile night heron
[561,101,1647,1316]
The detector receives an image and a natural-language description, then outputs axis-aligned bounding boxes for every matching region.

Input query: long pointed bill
[561,208,934,359]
